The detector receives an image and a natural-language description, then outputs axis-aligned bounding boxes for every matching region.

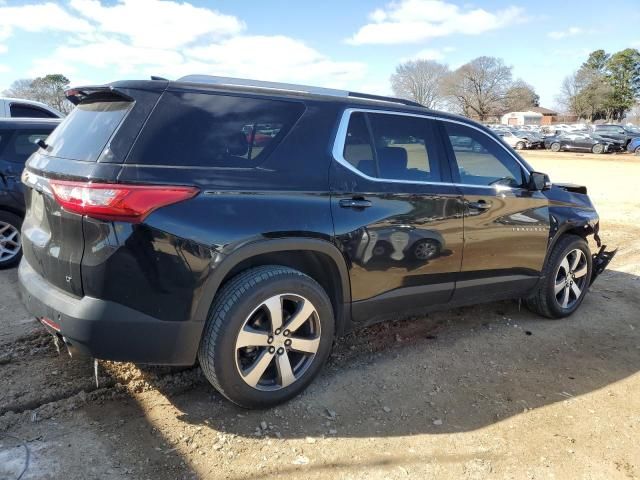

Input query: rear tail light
[49,180,199,223]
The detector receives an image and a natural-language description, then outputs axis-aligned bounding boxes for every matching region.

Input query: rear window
[43,98,132,162]
[127,91,305,167]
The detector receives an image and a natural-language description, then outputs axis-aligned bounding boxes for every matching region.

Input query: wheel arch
[193,238,352,336]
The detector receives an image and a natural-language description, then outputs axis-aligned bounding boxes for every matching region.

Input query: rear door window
[43,98,132,162]
[2,130,53,164]
[10,103,57,118]
[341,111,444,182]
[127,91,305,167]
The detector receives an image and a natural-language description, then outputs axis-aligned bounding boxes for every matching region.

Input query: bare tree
[444,56,513,121]
[390,59,449,109]
[504,79,539,112]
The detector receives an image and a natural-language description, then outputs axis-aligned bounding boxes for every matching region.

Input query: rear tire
[515,141,525,150]
[525,235,592,319]
[198,265,335,408]
[550,142,561,152]
[635,146,640,155]
[0,211,23,269]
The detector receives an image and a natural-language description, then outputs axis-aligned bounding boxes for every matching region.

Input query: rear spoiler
[65,86,134,105]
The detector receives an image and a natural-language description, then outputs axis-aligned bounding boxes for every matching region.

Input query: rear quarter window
[127,91,305,167]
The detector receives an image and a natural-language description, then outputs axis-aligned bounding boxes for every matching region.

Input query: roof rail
[175,75,423,108]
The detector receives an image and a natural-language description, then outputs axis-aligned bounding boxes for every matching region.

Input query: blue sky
[1,0,639,109]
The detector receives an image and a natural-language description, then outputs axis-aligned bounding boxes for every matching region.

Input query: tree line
[3,74,74,114]
[391,48,640,122]
[558,49,640,122]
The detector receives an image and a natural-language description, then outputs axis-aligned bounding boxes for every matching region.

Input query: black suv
[592,124,639,148]
[1,118,60,268]
[18,76,615,408]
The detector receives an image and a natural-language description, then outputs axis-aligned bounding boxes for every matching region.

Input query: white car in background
[0,97,63,118]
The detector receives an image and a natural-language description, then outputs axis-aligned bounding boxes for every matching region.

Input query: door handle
[467,200,492,210]
[339,198,372,209]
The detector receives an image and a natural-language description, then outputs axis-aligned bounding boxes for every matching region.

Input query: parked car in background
[592,124,638,148]
[0,118,60,268]
[497,130,531,150]
[513,130,544,148]
[1,98,63,119]
[544,132,621,154]
[627,137,640,155]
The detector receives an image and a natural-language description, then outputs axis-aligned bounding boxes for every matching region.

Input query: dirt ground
[1,150,639,480]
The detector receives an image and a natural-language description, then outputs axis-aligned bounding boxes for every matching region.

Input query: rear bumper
[18,259,202,365]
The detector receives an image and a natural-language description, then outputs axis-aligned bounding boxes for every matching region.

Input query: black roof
[71,76,474,126]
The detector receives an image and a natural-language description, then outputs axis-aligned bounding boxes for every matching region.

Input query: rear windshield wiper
[36,139,49,150]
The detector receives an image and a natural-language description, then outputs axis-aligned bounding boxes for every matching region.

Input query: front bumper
[18,259,203,365]
[590,245,617,286]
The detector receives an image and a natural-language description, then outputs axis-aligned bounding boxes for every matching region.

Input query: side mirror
[529,171,551,191]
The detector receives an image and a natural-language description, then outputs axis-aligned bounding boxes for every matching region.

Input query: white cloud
[347,0,524,45]
[0,44,7,54]
[4,1,366,91]
[185,35,366,86]
[548,27,582,39]
[0,64,10,73]
[0,2,93,37]
[68,0,244,49]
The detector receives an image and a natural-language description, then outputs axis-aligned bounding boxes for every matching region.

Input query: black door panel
[440,120,550,300]
[330,110,464,325]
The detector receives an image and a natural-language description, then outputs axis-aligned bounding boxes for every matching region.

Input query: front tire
[515,141,525,150]
[526,235,592,319]
[635,146,640,155]
[198,265,335,408]
[591,144,604,154]
[550,142,561,152]
[0,211,23,269]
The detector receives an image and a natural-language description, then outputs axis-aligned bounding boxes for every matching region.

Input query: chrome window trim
[331,108,531,191]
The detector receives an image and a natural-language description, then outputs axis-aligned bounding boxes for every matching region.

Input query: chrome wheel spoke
[241,350,275,387]
[561,286,571,308]
[263,295,283,331]
[559,257,570,275]
[574,263,588,278]
[571,282,582,299]
[276,351,296,388]
[288,336,320,354]
[236,327,271,348]
[284,299,316,333]
[570,250,583,271]
[554,280,565,295]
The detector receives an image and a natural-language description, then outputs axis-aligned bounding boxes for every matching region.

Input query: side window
[10,104,56,118]
[341,111,443,182]
[443,122,525,188]
[5,131,51,164]
[128,92,305,167]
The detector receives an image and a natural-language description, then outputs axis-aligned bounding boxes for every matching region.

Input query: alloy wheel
[0,221,21,263]
[234,293,321,391]
[414,240,438,260]
[554,249,588,309]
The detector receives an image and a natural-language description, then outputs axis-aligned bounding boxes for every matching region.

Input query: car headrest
[377,147,408,177]
[226,132,249,156]
[356,159,376,177]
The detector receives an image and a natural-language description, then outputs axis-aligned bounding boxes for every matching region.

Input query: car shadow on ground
[127,268,640,440]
